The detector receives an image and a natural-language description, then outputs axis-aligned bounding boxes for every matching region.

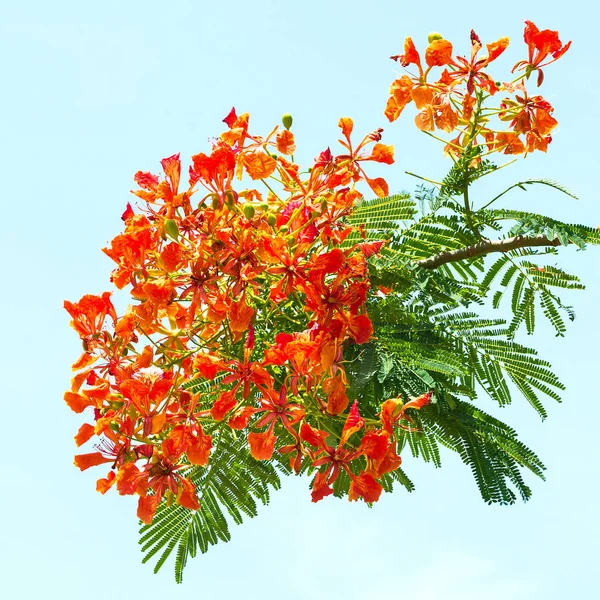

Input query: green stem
[405,171,443,187]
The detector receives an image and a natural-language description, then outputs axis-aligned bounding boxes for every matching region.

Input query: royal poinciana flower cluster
[386,20,570,155]
[65,21,569,525]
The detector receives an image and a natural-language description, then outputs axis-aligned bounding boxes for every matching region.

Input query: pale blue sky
[1,1,598,598]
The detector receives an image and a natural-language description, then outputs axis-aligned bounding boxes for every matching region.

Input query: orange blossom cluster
[385,21,570,156]
[64,110,431,523]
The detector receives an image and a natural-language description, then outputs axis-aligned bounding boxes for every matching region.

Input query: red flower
[348,473,383,503]
[514,21,571,86]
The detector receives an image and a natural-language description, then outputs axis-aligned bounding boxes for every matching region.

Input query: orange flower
[131,458,200,524]
[339,400,364,446]
[366,443,402,478]
[510,94,557,137]
[357,430,389,461]
[391,37,423,76]
[241,149,277,180]
[185,426,213,466]
[411,85,435,109]
[380,391,433,432]
[514,21,571,86]
[160,153,181,196]
[322,371,349,415]
[64,292,117,341]
[338,117,354,138]
[189,143,236,193]
[384,75,414,122]
[364,176,389,198]
[64,391,93,413]
[276,130,296,155]
[495,131,525,155]
[194,353,227,380]
[211,390,238,421]
[365,143,395,165]
[248,430,277,460]
[445,30,508,95]
[424,38,454,67]
[311,470,335,502]
[96,471,116,494]
[229,297,254,333]
[348,472,383,503]
[74,423,95,447]
[74,452,114,471]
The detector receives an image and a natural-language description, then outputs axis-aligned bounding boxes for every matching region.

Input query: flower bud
[224,189,238,209]
[267,213,277,227]
[164,218,179,240]
[243,203,255,219]
[282,113,293,130]
[428,31,443,43]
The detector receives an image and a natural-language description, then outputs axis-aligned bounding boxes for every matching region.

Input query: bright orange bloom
[514,21,571,86]
[366,443,402,478]
[425,38,454,67]
[339,399,365,446]
[380,391,434,433]
[229,297,254,333]
[64,292,117,343]
[302,405,394,505]
[211,390,238,421]
[276,130,296,155]
[391,37,423,76]
[96,471,116,494]
[510,94,557,137]
[248,430,277,460]
[495,131,526,155]
[74,423,95,447]
[118,457,200,524]
[446,30,508,94]
[366,143,394,165]
[348,473,383,503]
[74,452,114,471]
[241,149,277,180]
[185,426,213,466]
[322,371,349,415]
[189,143,236,194]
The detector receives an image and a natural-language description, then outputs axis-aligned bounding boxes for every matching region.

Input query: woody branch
[416,234,562,269]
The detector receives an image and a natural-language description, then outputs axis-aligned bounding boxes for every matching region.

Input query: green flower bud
[243,203,255,219]
[164,218,179,240]
[428,32,443,43]
[225,189,237,208]
[282,113,293,130]
[267,213,277,227]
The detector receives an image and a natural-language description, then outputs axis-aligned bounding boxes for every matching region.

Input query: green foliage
[440,146,498,196]
[343,193,416,245]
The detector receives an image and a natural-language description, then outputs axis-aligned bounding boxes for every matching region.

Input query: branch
[416,234,561,269]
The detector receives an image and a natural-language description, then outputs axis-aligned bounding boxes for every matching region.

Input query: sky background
[1,1,598,598]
